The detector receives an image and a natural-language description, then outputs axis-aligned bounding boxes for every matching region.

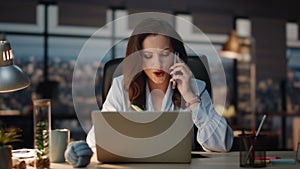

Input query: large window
[0,7,245,143]
[286,48,300,112]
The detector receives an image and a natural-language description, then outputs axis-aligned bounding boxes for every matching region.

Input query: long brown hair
[123,18,188,110]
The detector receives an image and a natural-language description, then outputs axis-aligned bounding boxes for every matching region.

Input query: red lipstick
[153,70,165,77]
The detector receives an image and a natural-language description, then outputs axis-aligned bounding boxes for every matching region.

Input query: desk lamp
[0,35,30,93]
[219,30,242,59]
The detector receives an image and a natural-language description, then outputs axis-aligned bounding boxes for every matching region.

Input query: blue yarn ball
[64,140,93,168]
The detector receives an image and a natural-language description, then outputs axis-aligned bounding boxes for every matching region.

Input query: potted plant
[0,128,21,169]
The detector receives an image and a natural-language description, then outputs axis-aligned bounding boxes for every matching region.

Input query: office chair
[102,57,124,102]
[101,55,211,151]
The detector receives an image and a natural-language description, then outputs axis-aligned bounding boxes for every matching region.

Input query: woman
[87,18,233,152]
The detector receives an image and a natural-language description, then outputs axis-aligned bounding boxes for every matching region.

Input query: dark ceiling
[55,0,300,21]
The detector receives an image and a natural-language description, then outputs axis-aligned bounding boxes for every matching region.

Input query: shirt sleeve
[101,76,125,111]
[86,126,96,152]
[192,81,234,152]
[86,76,125,151]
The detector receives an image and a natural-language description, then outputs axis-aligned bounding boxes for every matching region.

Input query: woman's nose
[151,55,163,68]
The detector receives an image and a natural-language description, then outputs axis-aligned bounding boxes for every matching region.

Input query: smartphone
[172,52,179,89]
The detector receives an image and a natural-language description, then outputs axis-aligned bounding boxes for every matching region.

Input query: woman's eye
[160,52,171,57]
[143,53,152,59]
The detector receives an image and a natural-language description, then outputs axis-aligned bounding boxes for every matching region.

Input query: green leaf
[0,128,22,146]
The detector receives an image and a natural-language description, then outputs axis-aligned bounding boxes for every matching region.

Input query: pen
[131,104,143,112]
[172,52,178,89]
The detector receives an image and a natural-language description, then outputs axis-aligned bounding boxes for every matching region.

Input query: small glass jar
[33,99,51,169]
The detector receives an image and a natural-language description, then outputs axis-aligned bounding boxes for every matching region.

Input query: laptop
[91,110,193,163]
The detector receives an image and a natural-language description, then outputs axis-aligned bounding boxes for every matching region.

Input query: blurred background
[0,0,299,151]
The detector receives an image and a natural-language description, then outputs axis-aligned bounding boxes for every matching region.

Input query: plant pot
[0,145,12,169]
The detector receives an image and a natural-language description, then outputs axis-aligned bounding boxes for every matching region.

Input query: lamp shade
[0,39,30,93]
[219,30,241,59]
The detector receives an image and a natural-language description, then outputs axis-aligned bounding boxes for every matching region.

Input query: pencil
[131,104,143,112]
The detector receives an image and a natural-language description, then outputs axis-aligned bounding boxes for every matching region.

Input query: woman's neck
[147,79,170,111]
[147,79,169,93]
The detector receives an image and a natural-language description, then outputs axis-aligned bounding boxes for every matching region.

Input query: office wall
[2,0,299,28]
[252,18,287,80]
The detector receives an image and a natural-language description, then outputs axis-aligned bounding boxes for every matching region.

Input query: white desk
[51,151,299,169]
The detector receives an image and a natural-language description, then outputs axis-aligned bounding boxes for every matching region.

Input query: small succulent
[0,128,21,147]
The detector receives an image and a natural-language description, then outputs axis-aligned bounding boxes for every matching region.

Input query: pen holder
[239,134,266,168]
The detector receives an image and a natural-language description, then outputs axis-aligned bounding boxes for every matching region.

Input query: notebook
[91,110,193,163]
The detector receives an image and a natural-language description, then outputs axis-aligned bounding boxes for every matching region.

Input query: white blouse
[87,75,233,152]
